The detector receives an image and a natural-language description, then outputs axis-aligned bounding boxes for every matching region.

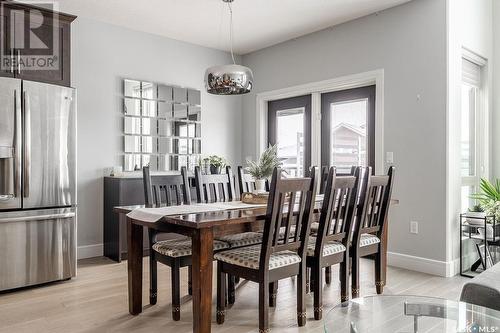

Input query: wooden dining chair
[318,165,356,194]
[350,166,395,298]
[215,167,318,332]
[143,166,230,321]
[195,165,264,303]
[237,165,269,195]
[312,165,358,285]
[307,166,361,320]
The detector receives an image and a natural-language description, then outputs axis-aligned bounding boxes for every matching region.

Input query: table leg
[191,228,214,333]
[127,217,144,315]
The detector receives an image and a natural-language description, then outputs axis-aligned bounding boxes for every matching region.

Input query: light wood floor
[0,257,467,333]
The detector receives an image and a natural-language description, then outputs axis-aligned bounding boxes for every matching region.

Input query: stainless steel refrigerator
[0,78,76,291]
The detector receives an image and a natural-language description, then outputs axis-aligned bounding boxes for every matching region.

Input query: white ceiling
[57,0,411,55]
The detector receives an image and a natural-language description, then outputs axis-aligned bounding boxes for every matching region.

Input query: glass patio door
[321,86,375,173]
[268,95,311,177]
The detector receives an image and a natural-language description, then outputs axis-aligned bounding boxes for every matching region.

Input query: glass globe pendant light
[205,0,253,95]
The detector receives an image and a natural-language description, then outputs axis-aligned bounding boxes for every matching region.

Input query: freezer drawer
[0,208,76,291]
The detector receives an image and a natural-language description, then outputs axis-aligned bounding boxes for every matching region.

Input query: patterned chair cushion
[216,232,263,248]
[214,245,301,270]
[306,236,346,257]
[152,237,229,258]
[359,233,380,247]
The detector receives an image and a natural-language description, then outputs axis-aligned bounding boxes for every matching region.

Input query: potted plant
[245,144,281,193]
[208,155,226,174]
[201,157,211,175]
[471,178,500,238]
[465,204,486,226]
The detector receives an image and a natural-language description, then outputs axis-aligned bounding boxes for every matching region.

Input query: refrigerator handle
[23,91,30,198]
[13,89,20,198]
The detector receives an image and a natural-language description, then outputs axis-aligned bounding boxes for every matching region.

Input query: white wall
[242,0,449,272]
[72,18,243,255]
[446,0,493,272]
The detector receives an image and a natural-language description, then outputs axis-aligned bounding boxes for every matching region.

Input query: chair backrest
[259,167,318,271]
[314,167,361,256]
[237,166,269,195]
[353,166,395,242]
[194,166,236,203]
[319,165,356,194]
[143,166,191,207]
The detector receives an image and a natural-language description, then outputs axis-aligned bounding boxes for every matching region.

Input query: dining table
[114,197,399,333]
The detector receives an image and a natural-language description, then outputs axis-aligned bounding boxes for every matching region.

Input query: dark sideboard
[103,174,198,262]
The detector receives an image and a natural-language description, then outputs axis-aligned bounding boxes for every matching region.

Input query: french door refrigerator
[0,77,76,291]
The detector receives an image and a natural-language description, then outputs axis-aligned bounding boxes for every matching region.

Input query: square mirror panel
[124,80,141,98]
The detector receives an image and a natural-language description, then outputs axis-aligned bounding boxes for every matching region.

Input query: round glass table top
[324,295,500,333]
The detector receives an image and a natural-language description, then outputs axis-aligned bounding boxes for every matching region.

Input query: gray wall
[241,0,448,262]
[72,18,243,252]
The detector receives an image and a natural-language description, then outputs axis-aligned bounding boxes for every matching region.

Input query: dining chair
[143,166,230,321]
[350,166,395,298]
[314,165,357,285]
[307,166,361,320]
[215,167,318,332]
[195,165,264,303]
[237,165,269,195]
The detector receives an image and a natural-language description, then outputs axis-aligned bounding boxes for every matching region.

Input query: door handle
[23,91,30,198]
[17,50,21,74]
[13,89,20,197]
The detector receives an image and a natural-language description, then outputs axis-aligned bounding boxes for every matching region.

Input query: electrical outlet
[410,221,418,234]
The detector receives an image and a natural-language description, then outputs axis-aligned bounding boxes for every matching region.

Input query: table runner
[127,202,267,223]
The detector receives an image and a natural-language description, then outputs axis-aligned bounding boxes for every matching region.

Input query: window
[321,86,376,173]
[268,95,311,177]
[460,57,486,211]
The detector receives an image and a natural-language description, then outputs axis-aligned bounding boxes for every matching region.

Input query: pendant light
[205,0,253,95]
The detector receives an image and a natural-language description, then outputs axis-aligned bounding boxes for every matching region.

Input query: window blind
[462,58,482,87]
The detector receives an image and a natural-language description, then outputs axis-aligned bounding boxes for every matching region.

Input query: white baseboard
[78,243,103,259]
[387,252,457,277]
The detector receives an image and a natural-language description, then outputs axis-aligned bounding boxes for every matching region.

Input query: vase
[255,179,266,193]
[210,165,221,174]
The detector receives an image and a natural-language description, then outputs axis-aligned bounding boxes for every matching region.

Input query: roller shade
[462,58,481,87]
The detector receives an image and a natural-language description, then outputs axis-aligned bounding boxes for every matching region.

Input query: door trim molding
[255,69,384,173]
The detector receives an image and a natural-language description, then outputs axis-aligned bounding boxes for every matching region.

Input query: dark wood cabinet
[0,1,75,87]
[0,5,14,78]
[104,176,198,262]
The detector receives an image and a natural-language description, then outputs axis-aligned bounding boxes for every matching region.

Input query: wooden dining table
[114,198,398,333]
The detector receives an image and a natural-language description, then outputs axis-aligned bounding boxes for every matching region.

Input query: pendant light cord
[228,2,236,65]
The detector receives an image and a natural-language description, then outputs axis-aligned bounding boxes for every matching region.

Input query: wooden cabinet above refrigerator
[0,1,76,87]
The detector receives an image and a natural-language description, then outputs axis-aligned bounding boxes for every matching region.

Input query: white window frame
[255,69,385,174]
[460,49,489,206]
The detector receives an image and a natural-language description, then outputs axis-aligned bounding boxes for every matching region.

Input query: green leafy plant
[471,178,500,220]
[245,144,281,180]
[468,204,484,213]
[208,155,226,168]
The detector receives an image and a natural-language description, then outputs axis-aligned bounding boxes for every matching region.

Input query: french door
[267,85,376,176]
[268,95,311,177]
[321,86,375,173]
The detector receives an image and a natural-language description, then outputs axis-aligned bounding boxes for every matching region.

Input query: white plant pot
[465,211,487,226]
[255,179,267,194]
